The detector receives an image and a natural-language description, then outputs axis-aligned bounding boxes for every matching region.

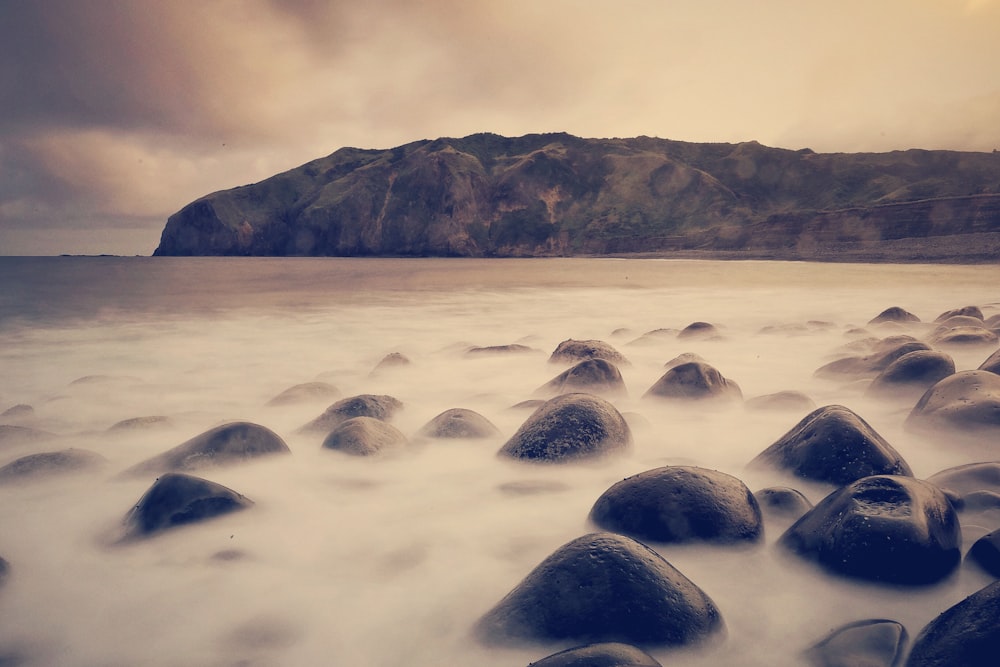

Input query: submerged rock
[744,390,817,412]
[370,352,411,374]
[265,381,340,407]
[536,359,627,397]
[967,528,1000,578]
[926,461,1000,498]
[474,532,723,648]
[122,472,253,539]
[754,486,813,522]
[589,466,763,545]
[299,394,403,434]
[0,449,106,484]
[933,305,984,322]
[778,475,961,585]
[549,339,629,366]
[749,405,912,486]
[321,417,408,456]
[804,619,908,667]
[905,579,1000,666]
[869,306,921,325]
[498,393,631,463]
[814,338,931,380]
[123,421,290,477]
[643,361,742,402]
[0,424,56,444]
[663,352,708,370]
[107,415,174,432]
[977,347,1000,374]
[417,408,500,439]
[528,642,663,667]
[927,325,998,347]
[465,344,536,356]
[677,321,720,339]
[905,370,1000,434]
[865,350,955,401]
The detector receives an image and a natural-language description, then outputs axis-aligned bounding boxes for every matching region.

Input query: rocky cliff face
[154,133,1000,260]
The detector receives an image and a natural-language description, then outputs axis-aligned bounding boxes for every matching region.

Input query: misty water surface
[0,257,998,666]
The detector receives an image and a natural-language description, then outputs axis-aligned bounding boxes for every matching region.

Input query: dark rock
[0,449,106,484]
[927,325,998,347]
[536,359,627,397]
[967,528,1000,577]
[466,344,536,356]
[123,421,290,477]
[643,361,742,401]
[749,405,912,486]
[979,347,1000,374]
[299,394,403,434]
[804,619,907,667]
[744,390,817,412]
[474,532,723,647]
[934,305,984,322]
[589,466,763,545]
[0,556,8,587]
[528,642,663,667]
[865,350,955,400]
[905,579,1000,666]
[678,321,720,339]
[107,415,174,432]
[417,408,500,439]
[905,371,1000,434]
[265,381,340,407]
[754,486,813,521]
[498,393,631,463]
[549,339,629,366]
[869,307,921,325]
[122,472,253,539]
[778,475,961,585]
[321,417,408,456]
[814,339,931,380]
[927,461,1000,497]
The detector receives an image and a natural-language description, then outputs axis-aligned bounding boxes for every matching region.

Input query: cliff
[153,133,1000,261]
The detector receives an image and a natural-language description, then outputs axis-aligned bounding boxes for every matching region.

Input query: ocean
[0,256,998,666]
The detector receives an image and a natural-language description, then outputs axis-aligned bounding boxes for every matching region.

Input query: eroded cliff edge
[154,133,1000,261]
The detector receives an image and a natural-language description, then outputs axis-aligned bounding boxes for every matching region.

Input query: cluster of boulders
[2,307,1000,666]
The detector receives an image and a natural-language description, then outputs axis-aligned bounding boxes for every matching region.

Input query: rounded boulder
[299,394,403,434]
[977,347,1000,374]
[589,466,763,545]
[528,642,662,667]
[122,472,253,539]
[905,579,1000,666]
[417,408,500,439]
[0,448,107,484]
[643,361,742,402]
[869,306,920,325]
[536,358,627,397]
[549,339,629,366]
[905,370,1000,434]
[321,416,408,456]
[865,350,955,401]
[804,619,908,667]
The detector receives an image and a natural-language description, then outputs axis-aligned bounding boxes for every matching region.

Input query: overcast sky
[2,0,999,255]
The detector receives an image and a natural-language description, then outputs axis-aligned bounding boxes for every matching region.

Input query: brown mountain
[153,133,1000,262]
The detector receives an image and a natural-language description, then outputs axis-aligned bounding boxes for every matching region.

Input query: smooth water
[0,257,998,666]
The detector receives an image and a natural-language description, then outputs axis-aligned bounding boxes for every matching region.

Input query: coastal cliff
[154,133,1000,261]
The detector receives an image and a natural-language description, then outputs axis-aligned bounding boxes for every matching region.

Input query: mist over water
[1,257,998,666]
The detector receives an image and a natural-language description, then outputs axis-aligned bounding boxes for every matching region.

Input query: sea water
[0,256,998,666]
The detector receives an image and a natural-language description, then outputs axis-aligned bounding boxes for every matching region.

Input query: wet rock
[754,486,813,521]
[804,619,907,667]
[123,421,290,477]
[321,416,408,456]
[498,393,631,463]
[536,359,627,398]
[589,466,763,545]
[927,325,998,347]
[979,348,1000,374]
[925,461,1000,497]
[905,371,1000,434]
[744,390,817,412]
[643,361,742,402]
[0,449,106,484]
[933,305,984,322]
[465,344,536,356]
[967,528,1000,577]
[107,415,174,432]
[778,475,961,585]
[749,405,912,486]
[417,408,500,439]
[815,338,931,380]
[299,394,403,434]
[869,306,920,325]
[474,532,723,648]
[122,472,253,539]
[865,350,955,401]
[528,641,663,666]
[905,579,1000,666]
[265,381,340,407]
[678,321,720,339]
[549,339,629,366]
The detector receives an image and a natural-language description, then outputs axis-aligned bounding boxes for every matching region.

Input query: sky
[1,0,999,256]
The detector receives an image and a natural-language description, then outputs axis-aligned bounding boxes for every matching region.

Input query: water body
[0,257,998,666]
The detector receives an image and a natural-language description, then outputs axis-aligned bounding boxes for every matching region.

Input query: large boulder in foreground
[778,475,961,585]
[299,394,403,434]
[536,359,627,397]
[589,466,763,545]
[122,421,290,477]
[905,370,1000,434]
[804,619,908,667]
[905,579,1000,666]
[749,405,912,486]
[529,642,662,667]
[643,361,742,402]
[865,350,955,401]
[321,416,408,456]
[498,393,631,463]
[474,532,723,648]
[549,339,629,366]
[122,472,253,539]
[417,408,500,439]
[0,449,106,484]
